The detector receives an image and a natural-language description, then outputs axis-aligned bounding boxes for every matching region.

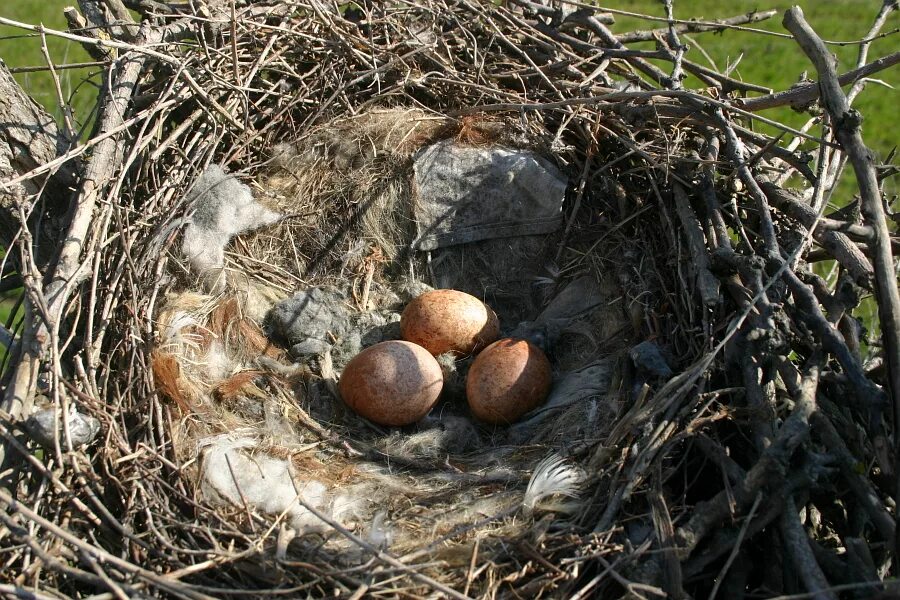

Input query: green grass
[0,0,99,135]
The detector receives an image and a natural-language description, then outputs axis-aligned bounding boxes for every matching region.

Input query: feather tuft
[522,454,584,516]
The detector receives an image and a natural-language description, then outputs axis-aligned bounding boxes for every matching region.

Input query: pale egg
[339,341,443,426]
[401,289,499,357]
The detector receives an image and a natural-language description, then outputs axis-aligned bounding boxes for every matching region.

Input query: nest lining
[152,108,630,565]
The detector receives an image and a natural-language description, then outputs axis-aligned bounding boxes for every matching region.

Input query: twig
[780,494,837,600]
[1,21,166,477]
[760,182,873,287]
[672,183,719,307]
[708,492,762,600]
[848,0,899,103]
[616,9,779,43]
[782,9,900,558]
[675,359,822,556]
[739,51,900,111]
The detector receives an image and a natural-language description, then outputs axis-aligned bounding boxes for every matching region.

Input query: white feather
[163,311,201,346]
[522,454,584,516]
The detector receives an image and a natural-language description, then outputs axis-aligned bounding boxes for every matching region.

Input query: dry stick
[555,118,598,263]
[739,51,900,112]
[673,183,719,307]
[532,21,670,86]
[760,182,875,288]
[616,9,778,43]
[454,87,834,146]
[708,492,762,600]
[782,268,885,418]
[0,16,240,131]
[782,6,900,558]
[64,7,114,62]
[705,105,781,256]
[681,57,772,94]
[808,409,896,541]
[650,487,684,598]
[0,22,165,477]
[781,494,837,600]
[10,60,109,74]
[674,360,821,556]
[661,0,685,89]
[848,0,899,103]
[508,0,614,23]
[767,185,871,241]
[0,488,216,600]
[684,473,809,578]
[100,0,140,38]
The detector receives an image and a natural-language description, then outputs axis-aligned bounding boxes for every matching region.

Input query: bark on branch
[0,21,165,474]
[0,64,79,267]
[782,5,900,559]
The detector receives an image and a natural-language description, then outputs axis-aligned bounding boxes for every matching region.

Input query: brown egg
[339,341,443,427]
[401,289,500,357]
[466,338,552,424]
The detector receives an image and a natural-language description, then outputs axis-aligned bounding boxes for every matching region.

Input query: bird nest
[1,1,899,598]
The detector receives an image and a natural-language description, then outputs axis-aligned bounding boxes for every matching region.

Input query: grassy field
[0,0,98,133]
[0,1,897,328]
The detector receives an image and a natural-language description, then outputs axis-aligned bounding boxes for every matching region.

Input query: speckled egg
[339,341,443,427]
[400,289,500,357]
[466,338,552,424]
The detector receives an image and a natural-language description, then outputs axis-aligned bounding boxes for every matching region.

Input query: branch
[739,51,900,112]
[783,6,900,558]
[761,181,874,288]
[673,183,719,306]
[0,64,79,267]
[675,359,822,556]
[780,494,837,600]
[617,10,778,44]
[1,22,166,472]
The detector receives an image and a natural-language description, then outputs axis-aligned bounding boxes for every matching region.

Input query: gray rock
[265,287,351,353]
[290,339,333,356]
[629,341,673,379]
[412,140,567,251]
[26,406,101,449]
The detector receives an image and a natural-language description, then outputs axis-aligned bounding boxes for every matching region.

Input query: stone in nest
[264,287,352,356]
[25,404,101,449]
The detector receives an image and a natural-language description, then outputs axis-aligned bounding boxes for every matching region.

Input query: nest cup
[155,106,630,563]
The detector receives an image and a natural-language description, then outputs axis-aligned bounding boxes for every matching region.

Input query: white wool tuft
[181,165,281,288]
[202,340,235,382]
[365,510,394,550]
[162,311,200,345]
[522,454,585,516]
[198,435,369,535]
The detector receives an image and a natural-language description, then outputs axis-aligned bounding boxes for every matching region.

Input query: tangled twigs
[0,21,165,474]
[783,5,900,557]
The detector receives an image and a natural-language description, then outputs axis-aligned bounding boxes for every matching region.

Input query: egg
[466,338,552,424]
[339,341,443,427]
[401,289,500,357]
